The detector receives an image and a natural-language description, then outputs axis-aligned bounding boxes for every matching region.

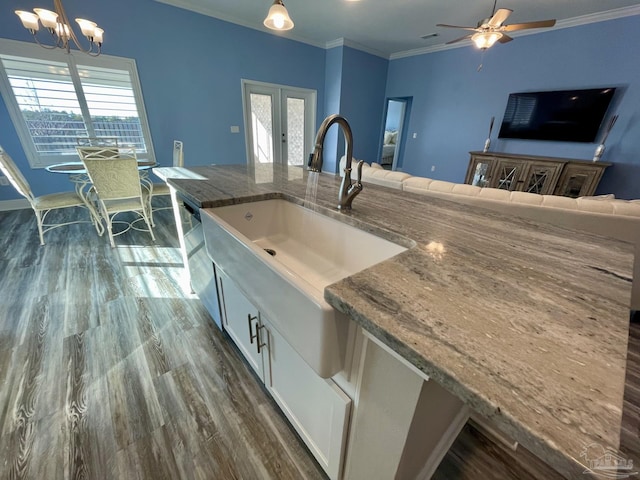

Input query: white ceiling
[156,0,640,58]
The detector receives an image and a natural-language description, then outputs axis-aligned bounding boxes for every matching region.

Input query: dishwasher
[180,195,223,329]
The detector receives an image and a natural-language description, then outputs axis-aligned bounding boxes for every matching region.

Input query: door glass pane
[472,162,490,187]
[497,164,520,190]
[526,167,549,194]
[286,97,305,166]
[250,93,274,164]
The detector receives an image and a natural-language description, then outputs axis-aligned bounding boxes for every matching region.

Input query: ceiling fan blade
[436,24,478,31]
[498,33,513,43]
[445,34,473,45]
[504,19,556,31]
[488,8,513,27]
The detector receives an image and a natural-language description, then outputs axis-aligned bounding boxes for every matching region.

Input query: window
[0,39,155,168]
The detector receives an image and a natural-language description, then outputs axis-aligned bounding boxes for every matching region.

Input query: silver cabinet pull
[247,314,258,344]
[256,323,267,354]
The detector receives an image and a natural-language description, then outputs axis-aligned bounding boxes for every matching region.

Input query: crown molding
[154,1,640,61]
[325,38,389,59]
[390,5,640,60]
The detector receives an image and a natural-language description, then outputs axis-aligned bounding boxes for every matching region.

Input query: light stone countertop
[165,164,634,479]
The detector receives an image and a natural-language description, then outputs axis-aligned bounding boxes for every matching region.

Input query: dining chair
[76,137,119,147]
[0,145,96,245]
[81,148,155,247]
[76,145,121,160]
[145,140,184,223]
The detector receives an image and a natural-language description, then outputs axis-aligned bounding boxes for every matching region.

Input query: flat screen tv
[498,88,616,143]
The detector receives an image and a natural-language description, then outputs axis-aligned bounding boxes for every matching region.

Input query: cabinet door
[262,316,351,480]
[554,164,607,197]
[493,160,527,191]
[521,162,564,195]
[465,155,496,187]
[218,272,264,379]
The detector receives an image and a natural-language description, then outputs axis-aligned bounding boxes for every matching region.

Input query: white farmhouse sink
[201,198,408,378]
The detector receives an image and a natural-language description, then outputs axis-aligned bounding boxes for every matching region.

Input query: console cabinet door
[218,272,264,379]
[465,155,497,187]
[493,160,527,191]
[262,316,351,480]
[521,162,564,195]
[554,163,607,197]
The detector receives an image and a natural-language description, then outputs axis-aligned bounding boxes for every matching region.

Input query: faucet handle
[355,160,364,185]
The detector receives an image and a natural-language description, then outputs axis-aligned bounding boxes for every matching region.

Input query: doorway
[242,80,316,174]
[380,98,408,171]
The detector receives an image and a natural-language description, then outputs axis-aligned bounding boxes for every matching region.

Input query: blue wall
[0,0,326,200]
[321,45,388,173]
[387,15,640,199]
[3,1,639,200]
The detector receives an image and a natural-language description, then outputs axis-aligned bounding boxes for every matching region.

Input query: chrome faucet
[308,114,364,210]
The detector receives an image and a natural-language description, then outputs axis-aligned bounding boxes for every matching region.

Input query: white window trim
[0,38,155,168]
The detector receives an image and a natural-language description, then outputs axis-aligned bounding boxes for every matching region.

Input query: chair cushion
[33,192,85,209]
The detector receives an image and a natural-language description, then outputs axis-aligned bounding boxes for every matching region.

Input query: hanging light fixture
[264,0,294,31]
[15,0,104,56]
[471,31,502,50]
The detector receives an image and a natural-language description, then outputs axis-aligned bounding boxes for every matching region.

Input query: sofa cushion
[510,191,544,206]
[576,197,615,214]
[403,177,434,192]
[428,180,457,193]
[451,184,482,197]
[612,200,640,217]
[541,195,578,210]
[477,188,512,201]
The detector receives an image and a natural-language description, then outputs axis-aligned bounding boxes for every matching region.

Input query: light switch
[412,132,417,139]
[230,126,240,133]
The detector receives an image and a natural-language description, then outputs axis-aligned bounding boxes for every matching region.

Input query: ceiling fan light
[264,0,294,31]
[472,31,502,49]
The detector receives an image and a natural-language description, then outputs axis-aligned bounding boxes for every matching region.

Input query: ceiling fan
[436,1,556,50]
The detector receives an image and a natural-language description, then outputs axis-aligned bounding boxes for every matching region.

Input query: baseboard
[0,199,30,211]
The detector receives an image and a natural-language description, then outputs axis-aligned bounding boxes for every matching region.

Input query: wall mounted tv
[498,88,616,143]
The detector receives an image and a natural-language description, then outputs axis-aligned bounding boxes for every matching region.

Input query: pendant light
[264,0,294,31]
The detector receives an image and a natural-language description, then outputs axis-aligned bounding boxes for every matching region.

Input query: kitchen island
[166,164,634,479]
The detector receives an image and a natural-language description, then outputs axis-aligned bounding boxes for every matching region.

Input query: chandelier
[15,0,104,57]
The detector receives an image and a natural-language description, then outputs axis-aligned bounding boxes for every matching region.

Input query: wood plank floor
[0,204,327,480]
[1,202,637,479]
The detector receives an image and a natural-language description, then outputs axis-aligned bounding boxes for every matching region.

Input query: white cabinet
[217,271,351,480]
[218,274,263,377]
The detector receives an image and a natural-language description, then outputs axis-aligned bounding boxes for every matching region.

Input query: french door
[242,80,316,172]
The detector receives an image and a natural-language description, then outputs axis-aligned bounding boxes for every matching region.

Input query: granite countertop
[165,164,634,479]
